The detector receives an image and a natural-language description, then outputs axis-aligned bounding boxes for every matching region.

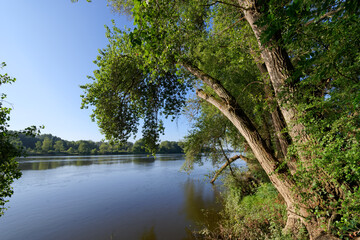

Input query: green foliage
[132,138,146,153]
[99,142,109,154]
[222,182,286,239]
[158,141,183,154]
[84,0,360,237]
[12,132,182,155]
[67,147,75,154]
[257,1,360,236]
[199,171,306,240]
[81,27,191,154]
[77,141,90,154]
[107,0,134,16]
[182,104,244,171]
[54,140,65,152]
[41,137,52,152]
[0,62,41,216]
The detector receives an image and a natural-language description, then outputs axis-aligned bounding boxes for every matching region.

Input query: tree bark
[182,61,305,213]
[256,62,295,173]
[239,1,310,146]
[183,61,339,240]
[237,1,341,238]
[210,154,241,184]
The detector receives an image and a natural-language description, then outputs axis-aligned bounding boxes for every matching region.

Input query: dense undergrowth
[194,168,309,240]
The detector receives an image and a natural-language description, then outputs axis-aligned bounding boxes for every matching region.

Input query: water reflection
[182,179,222,233]
[156,154,185,161]
[140,226,157,240]
[132,157,155,166]
[17,155,176,170]
[2,155,224,240]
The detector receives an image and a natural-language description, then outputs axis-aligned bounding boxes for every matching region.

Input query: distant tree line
[11,132,184,155]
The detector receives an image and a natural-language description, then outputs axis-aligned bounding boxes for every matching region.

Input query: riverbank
[193,167,309,240]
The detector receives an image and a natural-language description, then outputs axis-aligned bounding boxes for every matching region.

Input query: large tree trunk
[239,1,310,147]
[182,62,312,232]
[182,61,339,240]
[237,1,341,238]
[256,62,296,173]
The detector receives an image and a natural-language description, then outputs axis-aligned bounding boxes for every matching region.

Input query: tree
[78,141,90,155]
[132,139,147,153]
[54,140,65,152]
[41,137,52,153]
[0,62,40,216]
[35,141,42,152]
[158,141,183,154]
[99,142,109,154]
[80,27,191,154]
[0,66,21,215]
[66,147,75,154]
[82,1,360,238]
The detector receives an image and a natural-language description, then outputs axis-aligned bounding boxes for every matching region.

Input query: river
[0,154,239,240]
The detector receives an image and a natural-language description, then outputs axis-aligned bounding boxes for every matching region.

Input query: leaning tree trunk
[183,60,342,239]
[181,62,322,237]
[238,1,341,238]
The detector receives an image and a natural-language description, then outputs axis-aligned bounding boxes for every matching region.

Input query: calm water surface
[0,154,231,240]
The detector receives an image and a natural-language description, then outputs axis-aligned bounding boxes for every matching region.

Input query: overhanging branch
[196,89,227,110]
[210,154,252,183]
[182,62,236,104]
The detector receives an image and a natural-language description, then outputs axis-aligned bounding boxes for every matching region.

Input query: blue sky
[0,0,191,142]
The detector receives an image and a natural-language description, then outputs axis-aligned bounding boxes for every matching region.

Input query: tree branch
[210,154,240,183]
[218,139,234,174]
[203,1,253,10]
[304,7,343,26]
[196,89,227,110]
[214,16,246,36]
[210,154,253,183]
[182,62,236,104]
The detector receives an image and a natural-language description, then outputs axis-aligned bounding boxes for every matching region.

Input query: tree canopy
[80,28,191,153]
[81,0,360,238]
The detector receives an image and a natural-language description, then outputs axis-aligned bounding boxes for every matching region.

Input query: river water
[0,154,235,240]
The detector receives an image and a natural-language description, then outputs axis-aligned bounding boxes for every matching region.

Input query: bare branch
[182,62,235,104]
[210,155,240,183]
[218,139,234,174]
[210,154,253,183]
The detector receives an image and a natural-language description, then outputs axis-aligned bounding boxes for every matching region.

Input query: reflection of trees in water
[29,161,63,170]
[19,158,132,170]
[182,179,221,232]
[140,226,157,240]
[132,158,155,166]
[18,155,185,170]
[157,154,184,162]
[26,160,94,170]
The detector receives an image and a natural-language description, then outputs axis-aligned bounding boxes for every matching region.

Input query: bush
[195,171,308,240]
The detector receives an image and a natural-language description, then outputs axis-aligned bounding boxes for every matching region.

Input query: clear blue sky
[0,0,191,142]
